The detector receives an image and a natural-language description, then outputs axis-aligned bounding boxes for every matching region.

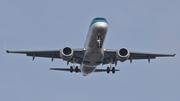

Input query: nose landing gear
[97,35,103,48]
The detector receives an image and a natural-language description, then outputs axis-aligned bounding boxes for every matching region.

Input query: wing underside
[6,49,175,65]
[6,49,84,64]
[103,50,175,64]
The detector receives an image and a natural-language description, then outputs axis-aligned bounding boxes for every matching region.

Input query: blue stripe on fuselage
[90,17,108,27]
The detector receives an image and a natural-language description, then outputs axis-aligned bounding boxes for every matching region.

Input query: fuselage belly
[80,18,108,75]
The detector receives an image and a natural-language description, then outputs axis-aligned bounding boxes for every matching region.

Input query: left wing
[103,49,176,64]
[6,49,84,64]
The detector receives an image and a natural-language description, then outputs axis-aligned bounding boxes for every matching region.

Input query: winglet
[173,54,176,57]
[173,48,178,57]
[6,50,9,53]
[4,45,9,53]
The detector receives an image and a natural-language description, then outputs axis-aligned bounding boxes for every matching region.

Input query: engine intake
[60,47,74,61]
[116,48,130,62]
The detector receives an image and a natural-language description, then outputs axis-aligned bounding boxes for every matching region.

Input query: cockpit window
[94,18,99,20]
[94,17,106,20]
[90,17,108,27]
[101,18,106,20]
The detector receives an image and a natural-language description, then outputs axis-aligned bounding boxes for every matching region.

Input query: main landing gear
[70,57,79,73]
[106,58,117,74]
[70,66,79,73]
[106,67,116,74]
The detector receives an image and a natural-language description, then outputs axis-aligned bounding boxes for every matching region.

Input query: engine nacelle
[60,47,74,61]
[116,48,130,62]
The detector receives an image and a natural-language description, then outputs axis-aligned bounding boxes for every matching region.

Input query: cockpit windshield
[90,17,108,27]
[93,17,106,21]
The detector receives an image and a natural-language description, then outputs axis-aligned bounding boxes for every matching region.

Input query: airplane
[6,17,176,76]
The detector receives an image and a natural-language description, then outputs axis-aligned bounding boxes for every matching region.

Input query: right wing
[6,49,84,64]
[6,50,61,59]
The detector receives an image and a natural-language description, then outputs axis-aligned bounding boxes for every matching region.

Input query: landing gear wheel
[112,67,115,74]
[70,66,73,73]
[75,66,78,73]
[107,67,110,74]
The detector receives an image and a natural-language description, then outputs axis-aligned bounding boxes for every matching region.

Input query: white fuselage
[80,21,108,76]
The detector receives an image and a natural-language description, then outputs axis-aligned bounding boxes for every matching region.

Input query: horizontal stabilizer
[49,68,120,73]
[95,69,120,72]
[50,68,73,71]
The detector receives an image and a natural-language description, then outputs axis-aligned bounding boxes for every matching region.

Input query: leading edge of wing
[6,49,60,54]
[6,48,84,54]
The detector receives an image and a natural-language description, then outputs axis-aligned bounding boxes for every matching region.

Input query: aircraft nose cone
[95,22,108,29]
[93,22,108,32]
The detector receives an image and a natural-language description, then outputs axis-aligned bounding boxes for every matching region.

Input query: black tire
[107,67,110,74]
[112,67,115,74]
[75,66,78,73]
[70,66,73,73]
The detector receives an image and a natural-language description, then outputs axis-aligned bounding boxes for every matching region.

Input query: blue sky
[0,0,180,101]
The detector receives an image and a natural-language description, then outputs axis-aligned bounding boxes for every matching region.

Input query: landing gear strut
[70,57,79,73]
[97,35,102,48]
[105,58,117,74]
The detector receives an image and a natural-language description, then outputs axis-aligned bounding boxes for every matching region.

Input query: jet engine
[60,47,74,61]
[116,48,130,62]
